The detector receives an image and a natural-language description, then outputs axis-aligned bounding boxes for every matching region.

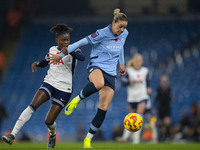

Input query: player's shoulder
[141,66,148,70]
[126,67,132,72]
[96,26,109,36]
[49,46,57,50]
[126,67,135,74]
[89,27,107,40]
[141,66,149,73]
[124,28,129,35]
[49,46,59,52]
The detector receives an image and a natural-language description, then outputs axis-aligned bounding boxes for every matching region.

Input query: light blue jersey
[68,25,128,76]
[86,25,128,76]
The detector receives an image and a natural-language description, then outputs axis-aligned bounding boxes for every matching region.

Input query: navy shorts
[128,99,148,110]
[87,66,116,90]
[39,82,71,108]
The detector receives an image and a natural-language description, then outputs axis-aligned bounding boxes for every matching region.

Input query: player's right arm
[32,59,49,72]
[48,29,104,63]
[32,54,50,72]
[48,38,89,63]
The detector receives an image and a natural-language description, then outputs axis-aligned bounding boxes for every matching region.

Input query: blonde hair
[127,54,143,68]
[113,8,128,22]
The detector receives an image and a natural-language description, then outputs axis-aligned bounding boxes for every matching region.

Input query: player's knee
[94,81,104,90]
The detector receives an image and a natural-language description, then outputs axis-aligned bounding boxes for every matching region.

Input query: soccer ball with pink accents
[124,113,143,132]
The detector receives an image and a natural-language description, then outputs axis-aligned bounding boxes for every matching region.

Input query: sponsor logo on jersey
[55,60,64,65]
[106,45,122,51]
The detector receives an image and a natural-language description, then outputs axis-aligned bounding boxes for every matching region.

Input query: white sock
[133,129,142,144]
[46,122,56,136]
[86,132,94,139]
[11,106,34,137]
[122,128,131,140]
[76,95,82,102]
[132,114,143,144]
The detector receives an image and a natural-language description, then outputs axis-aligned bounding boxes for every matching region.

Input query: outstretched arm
[48,38,89,63]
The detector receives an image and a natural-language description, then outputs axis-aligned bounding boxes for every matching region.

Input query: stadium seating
[1,19,200,141]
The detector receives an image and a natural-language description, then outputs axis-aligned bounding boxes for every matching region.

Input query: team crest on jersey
[121,38,124,42]
[91,32,99,38]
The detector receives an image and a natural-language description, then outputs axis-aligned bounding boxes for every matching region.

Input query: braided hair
[50,24,72,37]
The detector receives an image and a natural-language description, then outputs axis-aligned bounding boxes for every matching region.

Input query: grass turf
[0,141,200,150]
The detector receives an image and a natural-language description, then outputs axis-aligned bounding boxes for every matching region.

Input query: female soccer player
[2,24,85,148]
[49,8,128,148]
[116,54,156,144]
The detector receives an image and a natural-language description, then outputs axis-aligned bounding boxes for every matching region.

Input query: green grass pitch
[0,141,200,150]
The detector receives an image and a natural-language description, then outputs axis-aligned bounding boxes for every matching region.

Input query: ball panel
[123,113,143,132]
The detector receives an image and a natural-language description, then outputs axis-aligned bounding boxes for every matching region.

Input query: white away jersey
[43,46,75,93]
[127,67,150,102]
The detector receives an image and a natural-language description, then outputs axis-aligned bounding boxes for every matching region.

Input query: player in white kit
[2,24,85,148]
[117,54,156,144]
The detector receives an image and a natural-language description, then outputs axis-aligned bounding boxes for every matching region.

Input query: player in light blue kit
[49,8,128,148]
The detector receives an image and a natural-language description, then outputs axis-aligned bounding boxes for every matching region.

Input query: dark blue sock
[89,108,107,134]
[79,82,98,99]
[29,104,36,111]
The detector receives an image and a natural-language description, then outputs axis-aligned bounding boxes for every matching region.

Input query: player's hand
[147,88,152,95]
[118,64,126,76]
[130,79,136,83]
[47,53,62,64]
[32,62,39,72]
[61,47,69,55]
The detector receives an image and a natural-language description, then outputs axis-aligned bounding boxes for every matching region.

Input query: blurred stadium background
[0,0,200,143]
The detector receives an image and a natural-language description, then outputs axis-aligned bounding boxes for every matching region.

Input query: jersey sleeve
[119,47,124,64]
[119,30,128,64]
[68,38,89,53]
[70,48,85,61]
[86,29,105,45]
[37,53,49,68]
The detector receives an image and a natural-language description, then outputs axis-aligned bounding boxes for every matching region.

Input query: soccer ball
[124,113,143,132]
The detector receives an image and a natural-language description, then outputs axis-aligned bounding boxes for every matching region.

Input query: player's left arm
[70,48,85,61]
[118,31,128,76]
[146,72,152,95]
[118,47,126,76]
[119,64,126,76]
